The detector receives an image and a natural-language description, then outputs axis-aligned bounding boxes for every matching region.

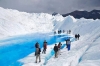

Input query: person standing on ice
[67,39,71,51]
[59,30,62,34]
[69,30,71,34]
[65,39,68,48]
[65,39,71,51]
[75,34,78,40]
[35,44,41,63]
[77,34,80,40]
[42,40,47,54]
[54,31,56,34]
[58,30,60,34]
[58,42,61,50]
[63,30,65,33]
[58,42,62,55]
[54,44,58,58]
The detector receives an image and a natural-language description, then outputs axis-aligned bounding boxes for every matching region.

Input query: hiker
[58,30,59,34]
[59,30,62,34]
[58,42,62,55]
[42,40,47,54]
[35,42,39,56]
[65,39,68,48]
[69,30,71,34]
[77,34,80,40]
[65,39,71,51]
[67,39,71,51]
[35,44,41,63]
[58,42,61,49]
[54,44,58,58]
[54,31,56,34]
[75,34,78,40]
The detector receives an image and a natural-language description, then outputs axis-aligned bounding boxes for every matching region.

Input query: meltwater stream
[0,33,70,66]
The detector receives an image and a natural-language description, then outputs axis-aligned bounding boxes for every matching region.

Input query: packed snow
[0,7,100,66]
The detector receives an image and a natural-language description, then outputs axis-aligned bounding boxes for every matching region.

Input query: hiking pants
[42,48,46,54]
[55,51,58,58]
[36,54,41,62]
[67,44,70,51]
[58,48,60,55]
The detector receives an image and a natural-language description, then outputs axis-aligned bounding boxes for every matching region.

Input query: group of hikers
[54,30,71,34]
[75,34,80,40]
[53,38,71,58]
[34,38,71,63]
[35,40,47,63]
[34,30,80,63]
[54,30,65,34]
[53,42,62,58]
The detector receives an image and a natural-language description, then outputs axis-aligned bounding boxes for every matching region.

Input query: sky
[0,0,100,14]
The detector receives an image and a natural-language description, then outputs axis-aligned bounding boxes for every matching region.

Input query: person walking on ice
[35,43,41,63]
[66,39,71,51]
[58,42,62,55]
[77,34,80,40]
[54,44,58,58]
[75,34,78,41]
[69,30,71,34]
[42,40,47,54]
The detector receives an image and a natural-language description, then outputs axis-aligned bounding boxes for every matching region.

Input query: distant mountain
[52,12,58,16]
[62,10,100,19]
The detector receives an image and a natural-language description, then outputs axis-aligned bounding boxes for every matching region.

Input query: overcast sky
[0,0,100,14]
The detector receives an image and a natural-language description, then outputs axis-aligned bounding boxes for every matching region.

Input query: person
[35,44,41,63]
[65,39,68,48]
[77,34,80,40]
[54,31,56,34]
[42,40,47,54]
[58,42,62,50]
[54,44,58,58]
[75,34,78,40]
[59,30,62,34]
[65,39,71,51]
[35,42,39,56]
[58,42,62,55]
[58,30,60,34]
[67,39,71,51]
[69,30,71,34]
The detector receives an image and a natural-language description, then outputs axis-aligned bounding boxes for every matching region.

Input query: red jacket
[58,44,60,48]
[44,43,47,49]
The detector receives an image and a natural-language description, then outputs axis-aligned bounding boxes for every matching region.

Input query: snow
[0,7,55,39]
[0,7,100,66]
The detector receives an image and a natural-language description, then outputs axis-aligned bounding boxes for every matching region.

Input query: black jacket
[54,46,58,52]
